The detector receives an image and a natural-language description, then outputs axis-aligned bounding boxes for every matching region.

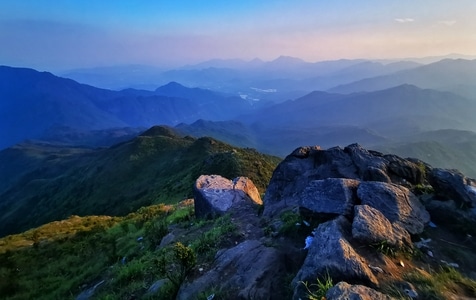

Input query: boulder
[429,168,476,208]
[194,175,262,219]
[344,144,389,182]
[352,205,412,248]
[264,144,429,217]
[177,240,285,300]
[425,199,476,235]
[326,281,395,300]
[299,178,360,217]
[263,146,323,217]
[146,279,170,295]
[385,155,425,186]
[292,217,378,300]
[357,182,430,235]
[232,176,262,205]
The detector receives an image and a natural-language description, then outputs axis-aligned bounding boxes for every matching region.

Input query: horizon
[1,1,476,72]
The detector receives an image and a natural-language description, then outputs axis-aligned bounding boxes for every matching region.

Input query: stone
[425,199,476,235]
[76,280,105,300]
[385,155,425,186]
[263,144,431,217]
[299,178,360,217]
[352,205,412,248]
[429,168,476,208]
[344,144,388,181]
[177,240,285,300]
[158,232,175,248]
[146,279,169,295]
[357,181,430,235]
[326,281,395,300]
[232,177,261,205]
[194,175,262,219]
[292,217,378,300]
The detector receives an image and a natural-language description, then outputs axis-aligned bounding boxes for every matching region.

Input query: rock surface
[177,240,285,300]
[326,281,395,300]
[299,178,360,217]
[352,205,412,248]
[357,181,430,234]
[429,168,476,208]
[264,144,425,217]
[184,144,473,299]
[193,175,262,218]
[292,217,378,300]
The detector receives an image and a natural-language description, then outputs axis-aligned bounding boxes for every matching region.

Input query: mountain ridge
[0,126,280,237]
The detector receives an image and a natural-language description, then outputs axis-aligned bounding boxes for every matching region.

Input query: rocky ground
[159,144,476,299]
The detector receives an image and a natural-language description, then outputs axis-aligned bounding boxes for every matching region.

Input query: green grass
[191,215,238,260]
[300,272,334,300]
[0,200,244,300]
[0,204,172,299]
[404,267,476,300]
[0,131,280,237]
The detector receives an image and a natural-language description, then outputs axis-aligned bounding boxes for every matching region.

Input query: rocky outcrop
[264,144,425,217]
[357,182,430,235]
[177,240,285,300]
[193,175,262,218]
[352,205,412,248]
[292,217,378,299]
[326,281,395,300]
[299,178,360,217]
[186,144,475,299]
[261,144,438,299]
[429,168,476,209]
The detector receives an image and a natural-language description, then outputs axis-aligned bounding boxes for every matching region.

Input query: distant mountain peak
[271,55,306,64]
[157,81,187,89]
[139,125,180,138]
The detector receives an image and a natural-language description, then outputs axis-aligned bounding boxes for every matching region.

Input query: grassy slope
[0,126,281,237]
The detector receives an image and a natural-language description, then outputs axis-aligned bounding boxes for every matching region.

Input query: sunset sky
[1,0,475,71]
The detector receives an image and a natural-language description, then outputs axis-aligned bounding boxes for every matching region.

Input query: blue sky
[1,1,475,71]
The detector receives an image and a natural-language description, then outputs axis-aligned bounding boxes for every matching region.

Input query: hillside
[0,126,281,237]
[1,144,476,299]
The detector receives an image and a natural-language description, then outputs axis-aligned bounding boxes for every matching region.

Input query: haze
[1,0,475,71]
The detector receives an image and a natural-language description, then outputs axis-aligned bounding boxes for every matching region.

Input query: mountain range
[329,58,476,99]
[1,56,476,299]
[2,58,476,178]
[0,66,255,149]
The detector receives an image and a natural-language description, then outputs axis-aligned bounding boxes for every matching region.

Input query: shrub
[156,242,196,297]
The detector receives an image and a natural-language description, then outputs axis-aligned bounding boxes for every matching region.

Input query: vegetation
[0,201,243,300]
[155,242,196,298]
[403,267,476,300]
[0,130,281,237]
[300,272,334,300]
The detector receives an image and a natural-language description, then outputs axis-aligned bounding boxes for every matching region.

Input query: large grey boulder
[292,217,378,300]
[352,205,412,248]
[429,168,476,209]
[264,144,426,217]
[326,281,395,300]
[177,240,285,300]
[345,144,389,182]
[299,178,360,217]
[357,181,430,234]
[194,175,262,219]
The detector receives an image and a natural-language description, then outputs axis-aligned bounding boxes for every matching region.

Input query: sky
[0,0,475,71]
